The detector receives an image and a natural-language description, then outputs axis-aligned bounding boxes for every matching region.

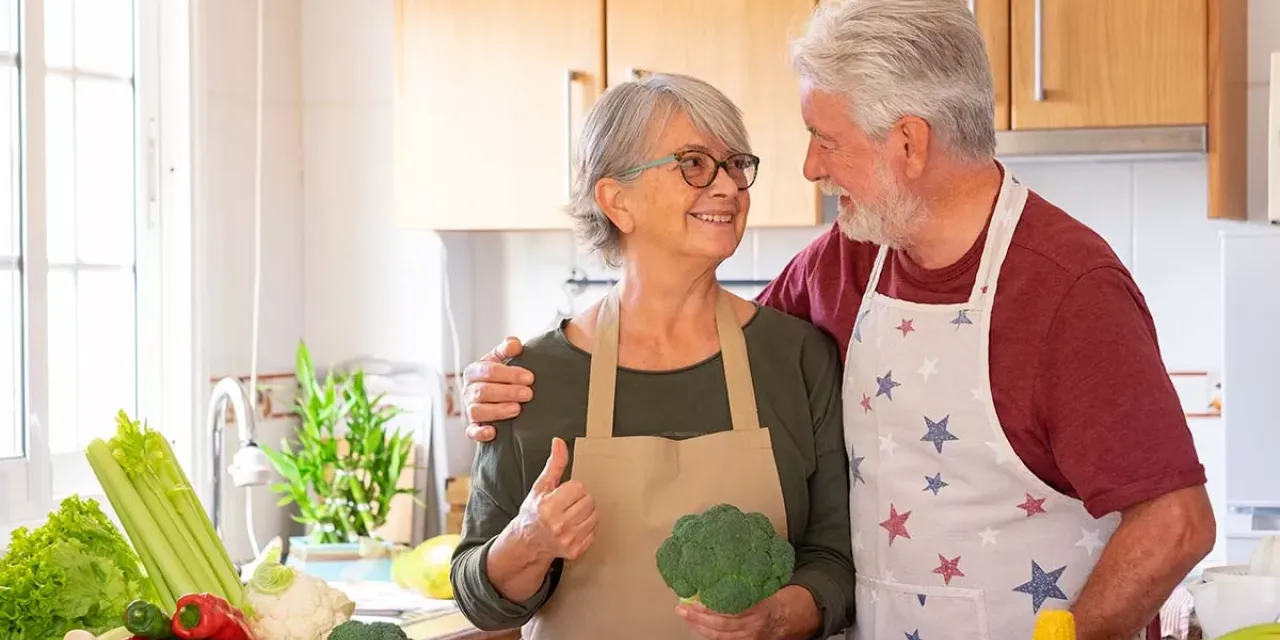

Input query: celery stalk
[86,443,176,612]
[134,477,223,600]
[156,436,244,602]
[87,439,198,597]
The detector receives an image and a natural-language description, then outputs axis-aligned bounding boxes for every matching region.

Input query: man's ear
[895,115,932,179]
[595,177,636,234]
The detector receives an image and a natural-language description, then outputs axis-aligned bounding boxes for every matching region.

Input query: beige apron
[523,286,790,640]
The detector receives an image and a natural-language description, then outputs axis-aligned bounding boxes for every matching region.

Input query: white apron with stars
[842,168,1131,640]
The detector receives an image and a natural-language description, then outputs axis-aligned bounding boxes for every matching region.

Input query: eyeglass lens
[678,151,758,189]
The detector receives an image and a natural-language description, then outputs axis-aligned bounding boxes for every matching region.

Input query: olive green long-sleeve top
[450,306,855,638]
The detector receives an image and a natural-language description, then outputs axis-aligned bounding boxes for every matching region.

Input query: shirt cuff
[788,564,853,639]
[458,537,556,629]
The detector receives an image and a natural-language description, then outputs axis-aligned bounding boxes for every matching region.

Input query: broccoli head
[326,619,409,640]
[654,503,796,614]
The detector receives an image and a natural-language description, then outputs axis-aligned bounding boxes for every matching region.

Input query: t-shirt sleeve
[786,328,856,637]
[756,233,826,321]
[1033,266,1207,518]
[450,417,559,630]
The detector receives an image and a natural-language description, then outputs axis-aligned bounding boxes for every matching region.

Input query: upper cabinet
[605,0,820,227]
[1009,0,1207,129]
[395,0,820,232]
[394,0,605,231]
[972,0,1011,131]
[977,0,1246,220]
[396,0,1249,229]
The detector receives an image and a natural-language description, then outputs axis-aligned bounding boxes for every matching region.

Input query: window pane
[0,270,19,460]
[46,270,77,452]
[74,79,134,265]
[45,0,74,69]
[0,0,14,54]
[75,269,135,449]
[45,75,75,263]
[74,0,134,77]
[0,66,14,256]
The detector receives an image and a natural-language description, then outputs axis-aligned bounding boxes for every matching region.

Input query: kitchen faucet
[207,376,272,537]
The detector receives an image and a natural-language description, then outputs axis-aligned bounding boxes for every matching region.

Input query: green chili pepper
[123,599,172,639]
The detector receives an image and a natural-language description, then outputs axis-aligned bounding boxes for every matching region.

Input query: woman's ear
[595,177,636,234]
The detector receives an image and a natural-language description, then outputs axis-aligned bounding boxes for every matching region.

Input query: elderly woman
[449,73,854,640]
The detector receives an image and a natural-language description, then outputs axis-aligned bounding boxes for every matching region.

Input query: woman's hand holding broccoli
[513,437,598,562]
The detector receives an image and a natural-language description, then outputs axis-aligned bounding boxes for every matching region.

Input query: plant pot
[284,535,400,583]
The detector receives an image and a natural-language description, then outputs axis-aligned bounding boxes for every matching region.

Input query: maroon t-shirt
[757,189,1206,519]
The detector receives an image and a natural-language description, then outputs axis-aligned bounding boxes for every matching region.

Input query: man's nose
[802,140,824,183]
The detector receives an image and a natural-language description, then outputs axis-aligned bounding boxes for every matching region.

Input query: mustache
[818,178,849,198]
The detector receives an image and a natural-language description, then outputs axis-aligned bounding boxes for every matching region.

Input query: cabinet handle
[629,68,649,81]
[967,0,975,14]
[565,69,578,198]
[1033,0,1045,101]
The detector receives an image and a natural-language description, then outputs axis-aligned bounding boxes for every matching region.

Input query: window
[0,0,182,526]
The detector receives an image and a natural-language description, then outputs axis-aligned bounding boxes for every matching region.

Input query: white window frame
[0,0,194,536]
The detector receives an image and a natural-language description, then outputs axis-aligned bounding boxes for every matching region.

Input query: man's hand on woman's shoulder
[463,336,537,442]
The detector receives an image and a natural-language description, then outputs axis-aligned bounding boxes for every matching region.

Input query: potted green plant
[263,340,419,581]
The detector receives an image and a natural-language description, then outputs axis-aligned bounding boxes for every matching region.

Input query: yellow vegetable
[1219,623,1280,639]
[392,534,462,599]
[1032,609,1076,640]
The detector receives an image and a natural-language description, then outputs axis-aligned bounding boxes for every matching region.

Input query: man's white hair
[791,0,997,163]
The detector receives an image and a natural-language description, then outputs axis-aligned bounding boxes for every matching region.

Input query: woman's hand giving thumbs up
[485,437,599,604]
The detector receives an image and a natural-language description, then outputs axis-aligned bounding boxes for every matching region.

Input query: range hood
[995,125,1206,157]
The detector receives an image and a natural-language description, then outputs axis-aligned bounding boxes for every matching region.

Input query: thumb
[534,437,569,492]
[486,336,523,363]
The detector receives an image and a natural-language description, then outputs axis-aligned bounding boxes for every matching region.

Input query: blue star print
[950,309,973,328]
[917,594,927,606]
[851,450,866,485]
[854,310,870,343]
[1013,560,1069,613]
[876,371,901,400]
[921,414,959,453]
[906,631,922,640]
[923,472,948,495]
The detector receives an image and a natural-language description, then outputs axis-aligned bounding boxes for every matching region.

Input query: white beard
[821,159,928,249]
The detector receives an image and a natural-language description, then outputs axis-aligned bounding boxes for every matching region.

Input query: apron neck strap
[584,286,760,439]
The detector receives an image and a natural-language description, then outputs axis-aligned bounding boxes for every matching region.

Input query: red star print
[879,504,912,546]
[981,285,989,294]
[932,554,965,585]
[1016,492,1047,517]
[861,393,872,413]
[896,318,915,337]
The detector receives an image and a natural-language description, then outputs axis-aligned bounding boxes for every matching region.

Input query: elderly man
[459,1,1216,639]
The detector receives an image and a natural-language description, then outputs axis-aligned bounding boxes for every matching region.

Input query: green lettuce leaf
[0,495,153,640]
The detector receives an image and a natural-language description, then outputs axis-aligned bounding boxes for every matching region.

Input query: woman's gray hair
[566,73,752,268]
[790,0,997,164]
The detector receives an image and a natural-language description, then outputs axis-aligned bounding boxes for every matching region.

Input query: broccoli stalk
[654,503,796,615]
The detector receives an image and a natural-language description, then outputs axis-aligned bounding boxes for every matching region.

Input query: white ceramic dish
[1189,573,1280,639]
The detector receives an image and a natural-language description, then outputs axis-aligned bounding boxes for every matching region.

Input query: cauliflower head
[245,559,355,640]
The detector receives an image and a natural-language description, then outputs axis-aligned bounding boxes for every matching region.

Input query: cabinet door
[395,0,604,230]
[1010,0,1207,129]
[606,0,819,228]
[972,0,1011,131]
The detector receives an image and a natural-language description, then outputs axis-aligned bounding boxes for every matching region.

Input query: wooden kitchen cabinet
[1009,0,1208,129]
[972,0,1011,131]
[394,0,605,231]
[605,0,821,227]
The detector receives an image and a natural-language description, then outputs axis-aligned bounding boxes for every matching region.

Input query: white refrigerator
[1221,51,1280,561]
[1221,228,1280,564]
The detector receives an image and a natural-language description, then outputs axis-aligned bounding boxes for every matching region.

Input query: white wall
[194,0,304,562]
[193,0,1277,549]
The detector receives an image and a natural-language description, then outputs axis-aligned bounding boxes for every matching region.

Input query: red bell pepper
[170,593,254,640]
